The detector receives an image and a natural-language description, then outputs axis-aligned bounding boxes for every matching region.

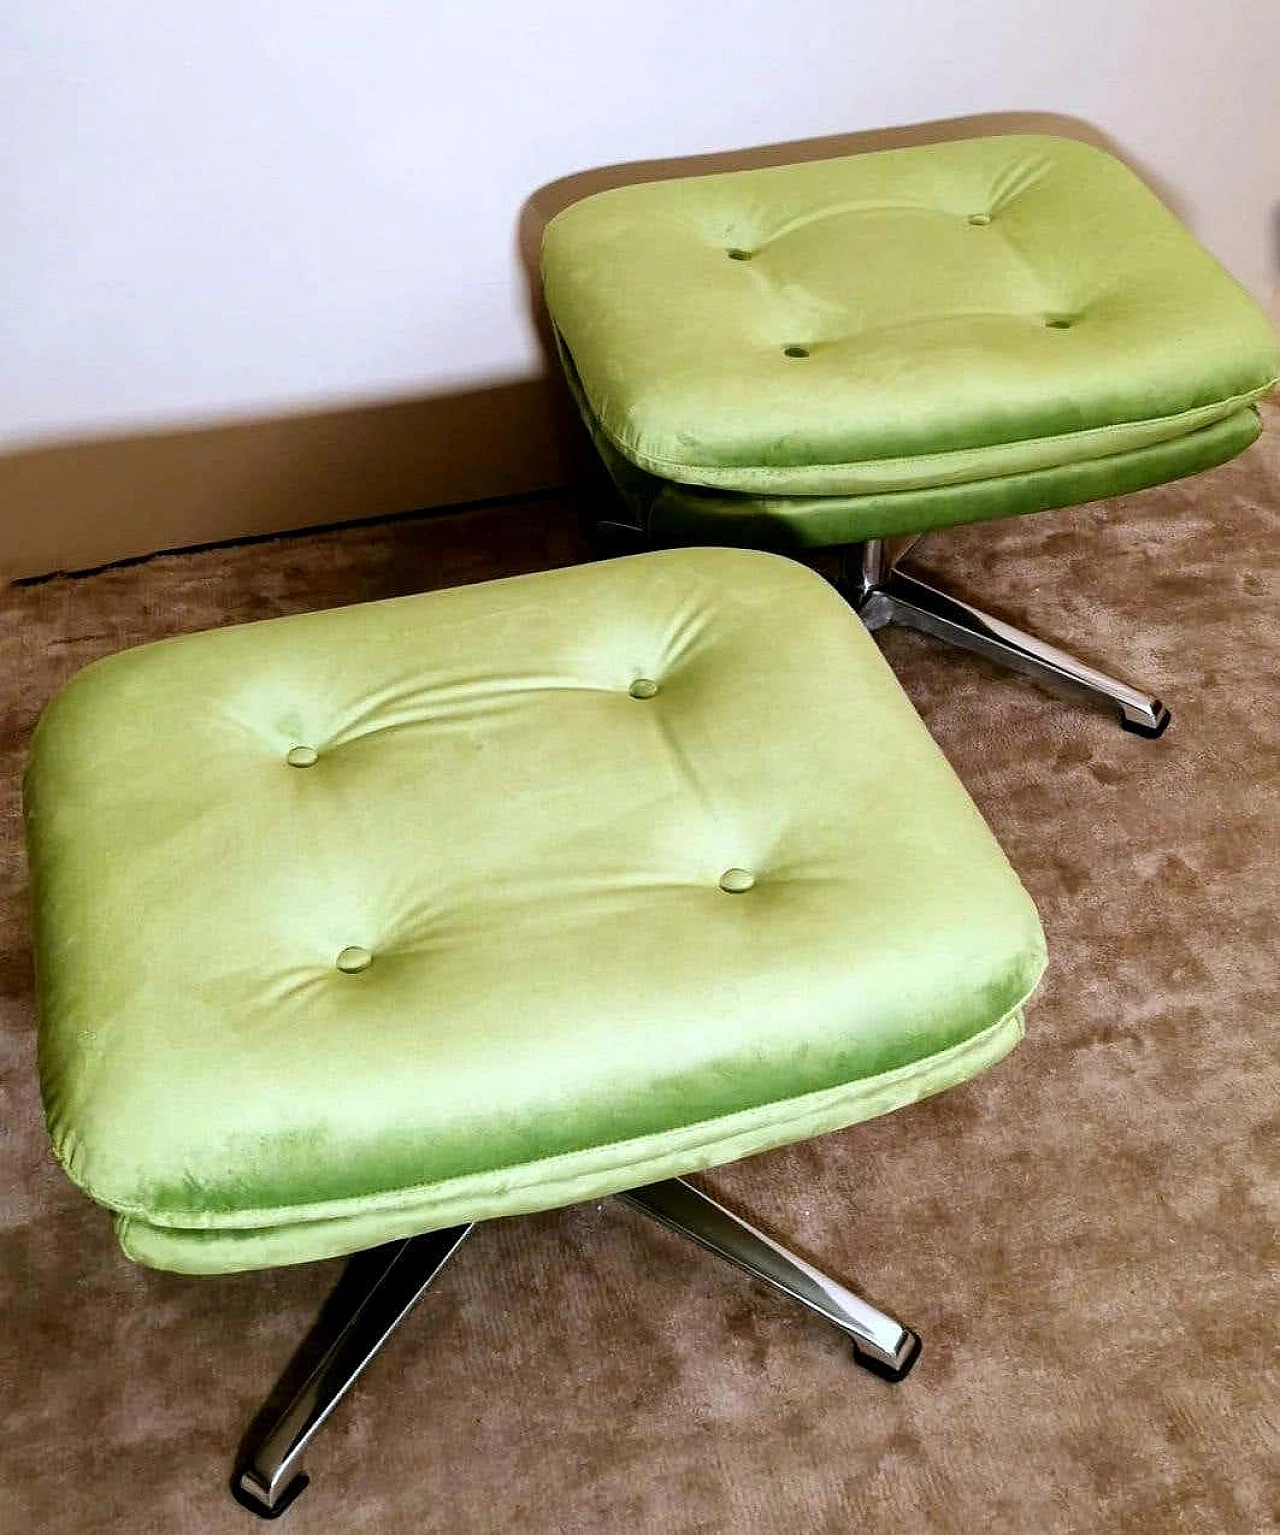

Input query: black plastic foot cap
[853,1330,922,1383]
[1120,704,1171,739]
[231,1472,309,1520]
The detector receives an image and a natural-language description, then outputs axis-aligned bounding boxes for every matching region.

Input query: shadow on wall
[0,377,580,584]
[4,109,1189,585]
[516,109,1188,381]
[1271,202,1280,316]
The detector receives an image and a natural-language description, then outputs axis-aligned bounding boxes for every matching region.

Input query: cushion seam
[69,987,1040,1230]
[648,406,1261,517]
[588,378,1278,484]
[120,1005,1026,1263]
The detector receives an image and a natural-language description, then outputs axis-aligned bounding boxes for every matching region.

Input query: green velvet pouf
[542,135,1278,545]
[25,550,1044,1274]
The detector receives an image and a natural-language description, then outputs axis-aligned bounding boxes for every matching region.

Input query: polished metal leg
[619,1178,921,1381]
[231,1184,917,1516]
[881,567,1171,736]
[842,537,892,629]
[594,519,649,557]
[233,1224,473,1518]
[883,532,925,571]
[844,538,1171,737]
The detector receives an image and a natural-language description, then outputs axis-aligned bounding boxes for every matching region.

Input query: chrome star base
[233,1179,916,1518]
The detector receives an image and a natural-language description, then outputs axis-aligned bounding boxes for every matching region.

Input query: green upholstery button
[286,746,319,768]
[629,678,659,699]
[336,946,373,974]
[726,248,753,261]
[782,345,809,359]
[968,213,991,226]
[719,868,755,893]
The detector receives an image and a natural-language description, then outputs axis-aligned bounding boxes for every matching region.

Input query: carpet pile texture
[1,404,1276,1533]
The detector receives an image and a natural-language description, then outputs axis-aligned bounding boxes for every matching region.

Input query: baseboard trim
[2,377,578,584]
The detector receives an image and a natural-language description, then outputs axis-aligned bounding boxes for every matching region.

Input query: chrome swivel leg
[233,1224,473,1518]
[846,538,1171,737]
[232,1184,916,1517]
[619,1178,921,1381]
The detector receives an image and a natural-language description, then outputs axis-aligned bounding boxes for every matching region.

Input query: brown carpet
[2,407,1277,1534]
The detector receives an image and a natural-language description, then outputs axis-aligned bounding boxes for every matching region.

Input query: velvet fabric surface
[564,331,1261,546]
[542,134,1277,537]
[644,409,1262,549]
[24,549,1043,1273]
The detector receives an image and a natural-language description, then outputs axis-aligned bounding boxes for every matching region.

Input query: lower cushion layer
[116,1006,1023,1273]
[645,408,1262,549]
[26,549,1045,1273]
[561,323,1263,546]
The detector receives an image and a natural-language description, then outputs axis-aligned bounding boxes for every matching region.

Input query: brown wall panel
[1,379,574,582]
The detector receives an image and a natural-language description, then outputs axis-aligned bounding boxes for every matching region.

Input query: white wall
[5,0,1279,449]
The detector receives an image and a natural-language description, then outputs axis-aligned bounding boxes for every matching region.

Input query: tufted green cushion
[25,550,1045,1274]
[543,135,1277,539]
